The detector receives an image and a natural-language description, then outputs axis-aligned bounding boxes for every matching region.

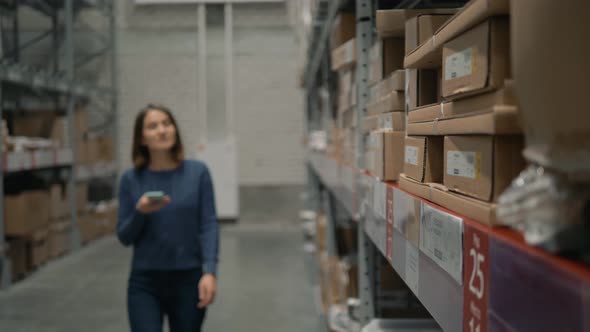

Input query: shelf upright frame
[64,0,80,251]
[356,0,376,326]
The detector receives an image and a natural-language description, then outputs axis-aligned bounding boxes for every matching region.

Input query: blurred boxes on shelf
[407,69,440,111]
[77,183,89,212]
[78,201,118,244]
[444,135,524,202]
[404,136,444,183]
[12,112,57,138]
[49,184,69,221]
[367,92,405,115]
[331,38,357,71]
[369,38,405,85]
[330,12,356,50]
[405,14,453,55]
[28,227,49,268]
[408,84,516,123]
[376,8,457,38]
[48,219,71,259]
[369,70,405,102]
[366,131,405,181]
[511,1,590,175]
[6,238,28,281]
[4,190,50,236]
[442,17,510,99]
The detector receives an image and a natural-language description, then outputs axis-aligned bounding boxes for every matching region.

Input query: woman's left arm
[199,166,220,277]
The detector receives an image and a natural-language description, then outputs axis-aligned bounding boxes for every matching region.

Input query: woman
[117,103,219,332]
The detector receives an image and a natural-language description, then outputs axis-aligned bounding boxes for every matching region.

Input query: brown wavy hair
[132,103,184,169]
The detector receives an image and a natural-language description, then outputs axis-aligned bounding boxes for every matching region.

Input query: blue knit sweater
[117,160,219,275]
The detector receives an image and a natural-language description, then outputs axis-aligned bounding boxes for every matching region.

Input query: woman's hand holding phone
[136,191,171,214]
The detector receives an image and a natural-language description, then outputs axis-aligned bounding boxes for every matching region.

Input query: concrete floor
[0,223,318,332]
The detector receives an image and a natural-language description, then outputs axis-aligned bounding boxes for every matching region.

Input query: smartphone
[145,191,166,202]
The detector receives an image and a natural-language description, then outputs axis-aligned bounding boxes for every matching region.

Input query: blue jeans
[127,268,207,332]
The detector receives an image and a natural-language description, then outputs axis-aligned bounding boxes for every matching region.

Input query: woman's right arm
[116,172,146,247]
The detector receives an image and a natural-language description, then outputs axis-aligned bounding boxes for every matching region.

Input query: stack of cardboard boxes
[331,12,357,165]
[400,0,524,225]
[364,18,407,181]
[315,213,359,313]
[4,103,118,282]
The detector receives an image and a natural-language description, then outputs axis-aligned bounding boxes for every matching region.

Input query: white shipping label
[420,204,464,284]
[379,115,393,130]
[445,47,474,81]
[405,146,419,166]
[447,151,478,179]
[405,241,420,296]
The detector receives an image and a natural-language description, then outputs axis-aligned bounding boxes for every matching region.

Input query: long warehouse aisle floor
[0,223,318,332]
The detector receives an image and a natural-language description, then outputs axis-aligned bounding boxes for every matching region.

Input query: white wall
[115,2,305,185]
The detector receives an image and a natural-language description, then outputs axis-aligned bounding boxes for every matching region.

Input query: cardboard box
[405,14,453,55]
[331,38,356,71]
[367,92,405,115]
[442,17,510,99]
[85,137,100,164]
[444,135,525,202]
[399,173,433,202]
[369,38,405,85]
[404,0,510,69]
[77,184,88,212]
[338,90,353,113]
[12,112,57,138]
[49,184,68,221]
[408,85,516,123]
[97,136,115,161]
[48,219,71,258]
[404,136,444,183]
[5,190,50,236]
[75,108,89,138]
[76,138,89,165]
[342,108,357,129]
[6,239,28,281]
[376,9,458,38]
[407,69,439,110]
[511,1,590,175]
[363,116,379,135]
[50,117,68,147]
[29,227,49,267]
[382,38,405,78]
[331,13,356,50]
[370,70,405,102]
[407,105,521,136]
[339,68,355,93]
[367,131,405,181]
[316,213,327,253]
[430,186,498,226]
[78,213,102,244]
[378,112,405,132]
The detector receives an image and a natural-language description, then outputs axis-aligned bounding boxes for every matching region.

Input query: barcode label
[445,47,474,81]
[447,151,478,179]
[405,146,419,166]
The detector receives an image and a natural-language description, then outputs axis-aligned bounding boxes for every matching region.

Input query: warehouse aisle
[0,223,318,332]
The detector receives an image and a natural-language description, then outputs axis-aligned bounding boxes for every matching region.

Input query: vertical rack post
[109,0,119,178]
[224,3,234,140]
[198,4,208,145]
[65,0,80,251]
[0,85,11,289]
[356,0,376,327]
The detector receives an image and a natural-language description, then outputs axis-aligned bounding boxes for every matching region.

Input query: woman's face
[142,109,177,152]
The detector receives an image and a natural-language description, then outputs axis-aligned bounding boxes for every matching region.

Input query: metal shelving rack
[0,0,117,289]
[304,0,590,331]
